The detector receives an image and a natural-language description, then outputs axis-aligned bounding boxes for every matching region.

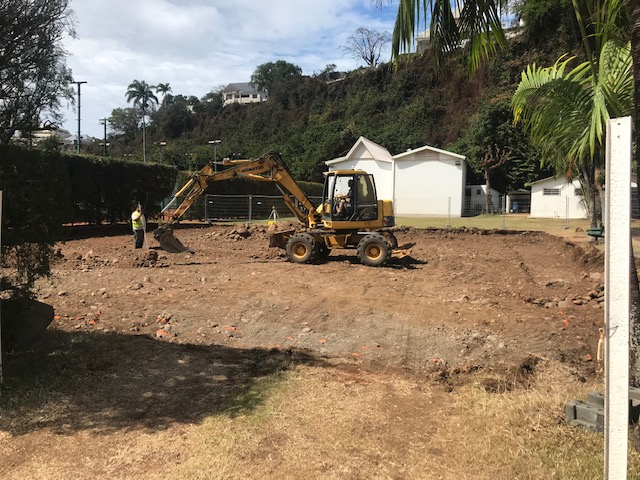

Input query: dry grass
[3,345,640,479]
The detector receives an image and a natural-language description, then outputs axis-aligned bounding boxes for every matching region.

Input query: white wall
[394,151,465,216]
[530,177,587,219]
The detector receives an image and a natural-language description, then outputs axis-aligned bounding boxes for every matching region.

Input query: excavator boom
[154,152,319,252]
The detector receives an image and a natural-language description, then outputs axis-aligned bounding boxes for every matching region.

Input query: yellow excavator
[154,151,408,266]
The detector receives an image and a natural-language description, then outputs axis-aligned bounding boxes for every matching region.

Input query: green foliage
[0,146,72,298]
[0,0,74,144]
[515,0,582,48]
[250,60,303,92]
[451,99,548,191]
[66,155,177,224]
[109,107,142,139]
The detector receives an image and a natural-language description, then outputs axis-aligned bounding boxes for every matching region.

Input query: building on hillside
[12,125,74,146]
[222,82,268,107]
[325,137,467,217]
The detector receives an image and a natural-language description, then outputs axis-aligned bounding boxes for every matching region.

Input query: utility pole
[72,81,87,154]
[208,139,221,172]
[99,118,108,156]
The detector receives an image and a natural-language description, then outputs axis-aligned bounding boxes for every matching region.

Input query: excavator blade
[154,227,195,253]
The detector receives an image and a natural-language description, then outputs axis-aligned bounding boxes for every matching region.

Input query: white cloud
[62,0,398,137]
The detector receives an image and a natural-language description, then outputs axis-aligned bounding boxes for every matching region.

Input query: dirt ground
[43,223,605,377]
[0,223,612,479]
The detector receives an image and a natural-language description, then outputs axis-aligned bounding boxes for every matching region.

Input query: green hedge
[0,146,177,298]
[66,155,177,224]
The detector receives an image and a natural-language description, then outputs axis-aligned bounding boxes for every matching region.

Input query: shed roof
[393,144,465,161]
[325,137,392,165]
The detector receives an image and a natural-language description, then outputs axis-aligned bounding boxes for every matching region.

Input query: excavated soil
[40,223,606,381]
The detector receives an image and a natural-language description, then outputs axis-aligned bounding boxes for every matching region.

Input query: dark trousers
[133,229,144,249]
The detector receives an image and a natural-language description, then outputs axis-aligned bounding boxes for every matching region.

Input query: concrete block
[565,400,578,421]
[576,401,604,424]
[587,391,604,407]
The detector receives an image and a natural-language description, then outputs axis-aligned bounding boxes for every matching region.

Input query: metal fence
[198,193,640,231]
[204,194,323,222]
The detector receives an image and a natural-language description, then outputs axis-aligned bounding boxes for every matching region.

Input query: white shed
[465,185,502,215]
[529,176,587,219]
[325,137,466,217]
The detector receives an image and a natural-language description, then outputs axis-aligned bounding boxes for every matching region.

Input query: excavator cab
[322,171,379,223]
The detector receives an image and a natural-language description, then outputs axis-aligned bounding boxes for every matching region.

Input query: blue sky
[61,0,401,138]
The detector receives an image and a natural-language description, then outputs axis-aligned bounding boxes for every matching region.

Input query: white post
[604,116,631,478]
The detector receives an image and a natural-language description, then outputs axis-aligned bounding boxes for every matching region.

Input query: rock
[1,299,54,351]
[302,327,312,333]
[58,290,69,297]
[589,272,603,281]
[145,251,158,262]
[130,282,143,290]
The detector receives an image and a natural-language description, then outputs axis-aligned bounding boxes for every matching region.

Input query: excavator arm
[154,152,320,252]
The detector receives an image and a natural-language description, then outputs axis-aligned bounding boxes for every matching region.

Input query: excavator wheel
[357,234,390,267]
[286,233,317,264]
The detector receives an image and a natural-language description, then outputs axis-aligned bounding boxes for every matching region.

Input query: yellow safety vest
[131,210,144,230]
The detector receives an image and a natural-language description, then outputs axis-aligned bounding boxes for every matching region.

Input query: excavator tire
[357,233,390,267]
[286,233,317,264]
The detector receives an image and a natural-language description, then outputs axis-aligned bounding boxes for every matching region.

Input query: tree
[109,107,142,139]
[387,0,508,72]
[155,82,172,103]
[480,145,510,213]
[342,27,391,67]
[250,60,302,92]
[0,0,75,144]
[125,79,158,162]
[512,6,632,228]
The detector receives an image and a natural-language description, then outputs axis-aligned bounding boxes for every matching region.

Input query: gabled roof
[527,175,578,186]
[393,144,465,161]
[325,137,392,165]
[223,82,264,94]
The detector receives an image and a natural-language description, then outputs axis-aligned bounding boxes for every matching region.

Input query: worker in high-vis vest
[131,205,145,249]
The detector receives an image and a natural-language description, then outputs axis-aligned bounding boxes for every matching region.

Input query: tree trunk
[484,166,494,214]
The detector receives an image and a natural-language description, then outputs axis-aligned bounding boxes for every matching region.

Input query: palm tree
[155,82,172,104]
[125,80,158,163]
[387,0,509,72]
[512,0,631,228]
[512,42,633,227]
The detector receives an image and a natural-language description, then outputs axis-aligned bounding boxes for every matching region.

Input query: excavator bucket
[154,226,195,253]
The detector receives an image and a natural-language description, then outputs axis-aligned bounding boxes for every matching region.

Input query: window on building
[465,188,471,197]
[574,188,583,196]
[543,188,560,196]
[476,189,482,195]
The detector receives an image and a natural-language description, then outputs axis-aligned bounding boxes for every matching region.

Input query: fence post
[501,195,506,229]
[447,197,451,227]
[604,116,631,478]
[248,195,252,222]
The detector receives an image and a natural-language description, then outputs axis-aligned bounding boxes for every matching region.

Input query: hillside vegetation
[94,7,583,192]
